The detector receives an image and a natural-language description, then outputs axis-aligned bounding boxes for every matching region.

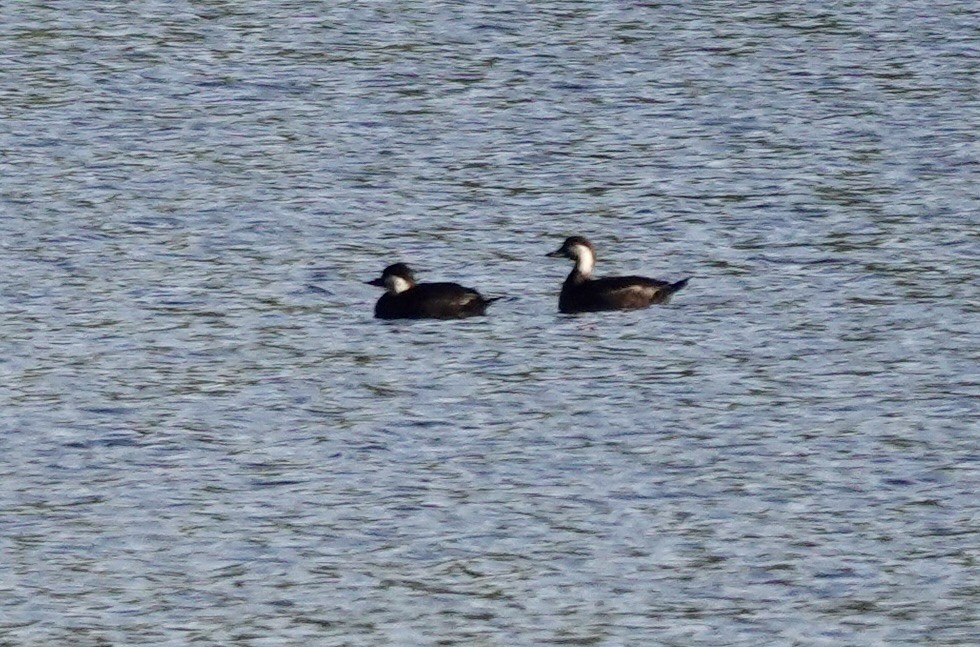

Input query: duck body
[374,282,497,319]
[558,273,689,313]
[368,263,500,320]
[548,236,689,314]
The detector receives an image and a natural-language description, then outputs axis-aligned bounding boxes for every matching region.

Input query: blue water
[1,2,977,645]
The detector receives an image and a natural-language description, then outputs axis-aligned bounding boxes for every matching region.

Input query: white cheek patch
[386,275,413,294]
[571,244,594,276]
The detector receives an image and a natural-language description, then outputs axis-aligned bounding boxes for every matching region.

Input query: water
[1,1,977,644]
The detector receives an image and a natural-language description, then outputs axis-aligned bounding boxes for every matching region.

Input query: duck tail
[667,277,690,294]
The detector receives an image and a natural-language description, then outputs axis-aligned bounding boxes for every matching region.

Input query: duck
[367,263,501,319]
[546,236,689,313]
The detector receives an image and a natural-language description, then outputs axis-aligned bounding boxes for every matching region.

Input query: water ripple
[2,1,977,645]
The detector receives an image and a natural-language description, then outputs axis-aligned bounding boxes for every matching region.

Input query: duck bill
[546,249,565,258]
[366,278,385,287]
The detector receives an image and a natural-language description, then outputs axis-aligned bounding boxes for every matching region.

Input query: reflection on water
[1,1,977,644]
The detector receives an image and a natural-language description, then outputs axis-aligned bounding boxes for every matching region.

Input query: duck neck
[565,267,589,286]
[386,275,414,294]
[568,247,594,283]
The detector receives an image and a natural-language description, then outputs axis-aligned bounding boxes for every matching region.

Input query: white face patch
[386,275,413,294]
[570,243,594,277]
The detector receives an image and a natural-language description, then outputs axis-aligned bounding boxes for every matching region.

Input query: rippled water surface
[2,1,978,645]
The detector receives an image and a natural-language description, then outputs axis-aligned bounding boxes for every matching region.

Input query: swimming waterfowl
[547,236,689,313]
[367,263,501,319]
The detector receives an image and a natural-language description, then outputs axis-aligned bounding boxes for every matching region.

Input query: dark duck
[547,236,689,313]
[367,263,501,319]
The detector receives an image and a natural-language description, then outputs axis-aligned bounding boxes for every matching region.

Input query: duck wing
[412,282,494,318]
[587,275,683,309]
